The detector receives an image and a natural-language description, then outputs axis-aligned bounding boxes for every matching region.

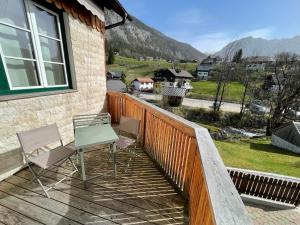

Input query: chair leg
[30,167,44,183]
[28,165,50,198]
[107,144,113,162]
[28,157,78,199]
[69,157,78,174]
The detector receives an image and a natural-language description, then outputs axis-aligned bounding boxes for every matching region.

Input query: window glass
[33,5,59,38]
[0,24,35,59]
[45,63,66,85]
[6,59,40,87]
[0,0,29,28]
[40,37,62,62]
[0,0,69,92]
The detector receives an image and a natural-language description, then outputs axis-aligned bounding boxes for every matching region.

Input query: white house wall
[133,81,153,91]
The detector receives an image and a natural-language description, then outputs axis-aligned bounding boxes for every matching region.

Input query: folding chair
[115,116,141,171]
[17,124,78,198]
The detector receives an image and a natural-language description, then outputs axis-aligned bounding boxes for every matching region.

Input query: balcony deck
[0,145,187,225]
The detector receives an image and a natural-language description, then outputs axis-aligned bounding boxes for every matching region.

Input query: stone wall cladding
[0,15,107,180]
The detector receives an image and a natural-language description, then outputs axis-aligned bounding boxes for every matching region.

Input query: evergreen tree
[107,48,115,65]
[232,49,243,63]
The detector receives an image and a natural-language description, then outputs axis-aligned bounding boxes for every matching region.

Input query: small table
[74,124,119,183]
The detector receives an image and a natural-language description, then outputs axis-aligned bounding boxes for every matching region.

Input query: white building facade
[133,78,154,91]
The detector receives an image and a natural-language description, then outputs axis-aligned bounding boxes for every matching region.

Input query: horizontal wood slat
[228,167,300,206]
[107,92,252,225]
[44,0,105,33]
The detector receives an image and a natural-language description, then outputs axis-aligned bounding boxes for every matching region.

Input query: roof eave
[99,0,132,21]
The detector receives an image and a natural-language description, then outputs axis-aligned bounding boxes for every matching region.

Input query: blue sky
[119,0,300,53]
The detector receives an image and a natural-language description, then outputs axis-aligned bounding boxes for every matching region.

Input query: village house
[245,56,274,71]
[106,70,123,79]
[272,122,300,154]
[154,68,193,90]
[132,77,154,91]
[262,73,283,92]
[196,56,222,80]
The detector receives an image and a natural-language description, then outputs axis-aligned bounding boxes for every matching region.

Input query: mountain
[105,12,206,61]
[215,36,300,58]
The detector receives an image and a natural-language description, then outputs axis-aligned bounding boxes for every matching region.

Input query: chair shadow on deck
[2,144,188,225]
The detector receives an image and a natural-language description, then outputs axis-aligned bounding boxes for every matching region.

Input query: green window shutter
[0,56,10,91]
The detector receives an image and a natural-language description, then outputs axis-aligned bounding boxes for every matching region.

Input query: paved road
[139,93,241,113]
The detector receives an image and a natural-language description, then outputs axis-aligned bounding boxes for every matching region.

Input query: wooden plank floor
[0,144,188,225]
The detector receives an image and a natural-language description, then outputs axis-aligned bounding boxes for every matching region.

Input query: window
[0,0,70,95]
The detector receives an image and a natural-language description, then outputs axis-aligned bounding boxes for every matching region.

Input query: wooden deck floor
[0,144,187,225]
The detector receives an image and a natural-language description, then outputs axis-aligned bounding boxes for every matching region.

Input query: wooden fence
[228,167,300,206]
[107,92,252,225]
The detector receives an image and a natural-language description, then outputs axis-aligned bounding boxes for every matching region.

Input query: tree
[121,72,126,84]
[238,68,263,117]
[107,48,115,65]
[212,63,234,113]
[264,53,300,135]
[237,63,249,116]
[213,44,237,114]
[232,49,243,63]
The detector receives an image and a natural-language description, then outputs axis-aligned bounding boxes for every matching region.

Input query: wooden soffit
[45,0,105,33]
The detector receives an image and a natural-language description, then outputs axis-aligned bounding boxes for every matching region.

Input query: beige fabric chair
[17,124,78,198]
[116,116,141,170]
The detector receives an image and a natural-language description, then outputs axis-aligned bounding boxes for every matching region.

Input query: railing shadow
[249,142,300,157]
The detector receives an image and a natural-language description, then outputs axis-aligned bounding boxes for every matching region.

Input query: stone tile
[245,202,300,225]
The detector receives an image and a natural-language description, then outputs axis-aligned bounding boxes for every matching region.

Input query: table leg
[79,149,87,184]
[113,143,117,178]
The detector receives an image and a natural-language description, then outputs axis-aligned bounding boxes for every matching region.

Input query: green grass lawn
[215,138,300,178]
[109,56,245,103]
[188,81,245,103]
[108,56,197,83]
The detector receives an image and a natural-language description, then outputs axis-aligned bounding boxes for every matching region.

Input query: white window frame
[0,0,69,91]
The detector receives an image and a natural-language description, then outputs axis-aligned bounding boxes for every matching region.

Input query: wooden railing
[107,92,252,225]
[228,167,300,206]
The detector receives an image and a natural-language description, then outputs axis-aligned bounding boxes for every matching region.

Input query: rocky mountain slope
[215,36,300,58]
[105,12,206,61]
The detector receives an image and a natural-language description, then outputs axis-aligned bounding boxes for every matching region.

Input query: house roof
[200,56,222,64]
[168,69,193,78]
[134,77,154,83]
[162,87,186,97]
[98,0,132,20]
[106,80,127,92]
[77,0,132,21]
[107,71,122,78]
[272,122,300,148]
[246,56,275,63]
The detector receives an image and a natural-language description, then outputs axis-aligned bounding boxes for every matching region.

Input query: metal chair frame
[73,113,111,130]
[17,124,78,198]
[115,116,141,172]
